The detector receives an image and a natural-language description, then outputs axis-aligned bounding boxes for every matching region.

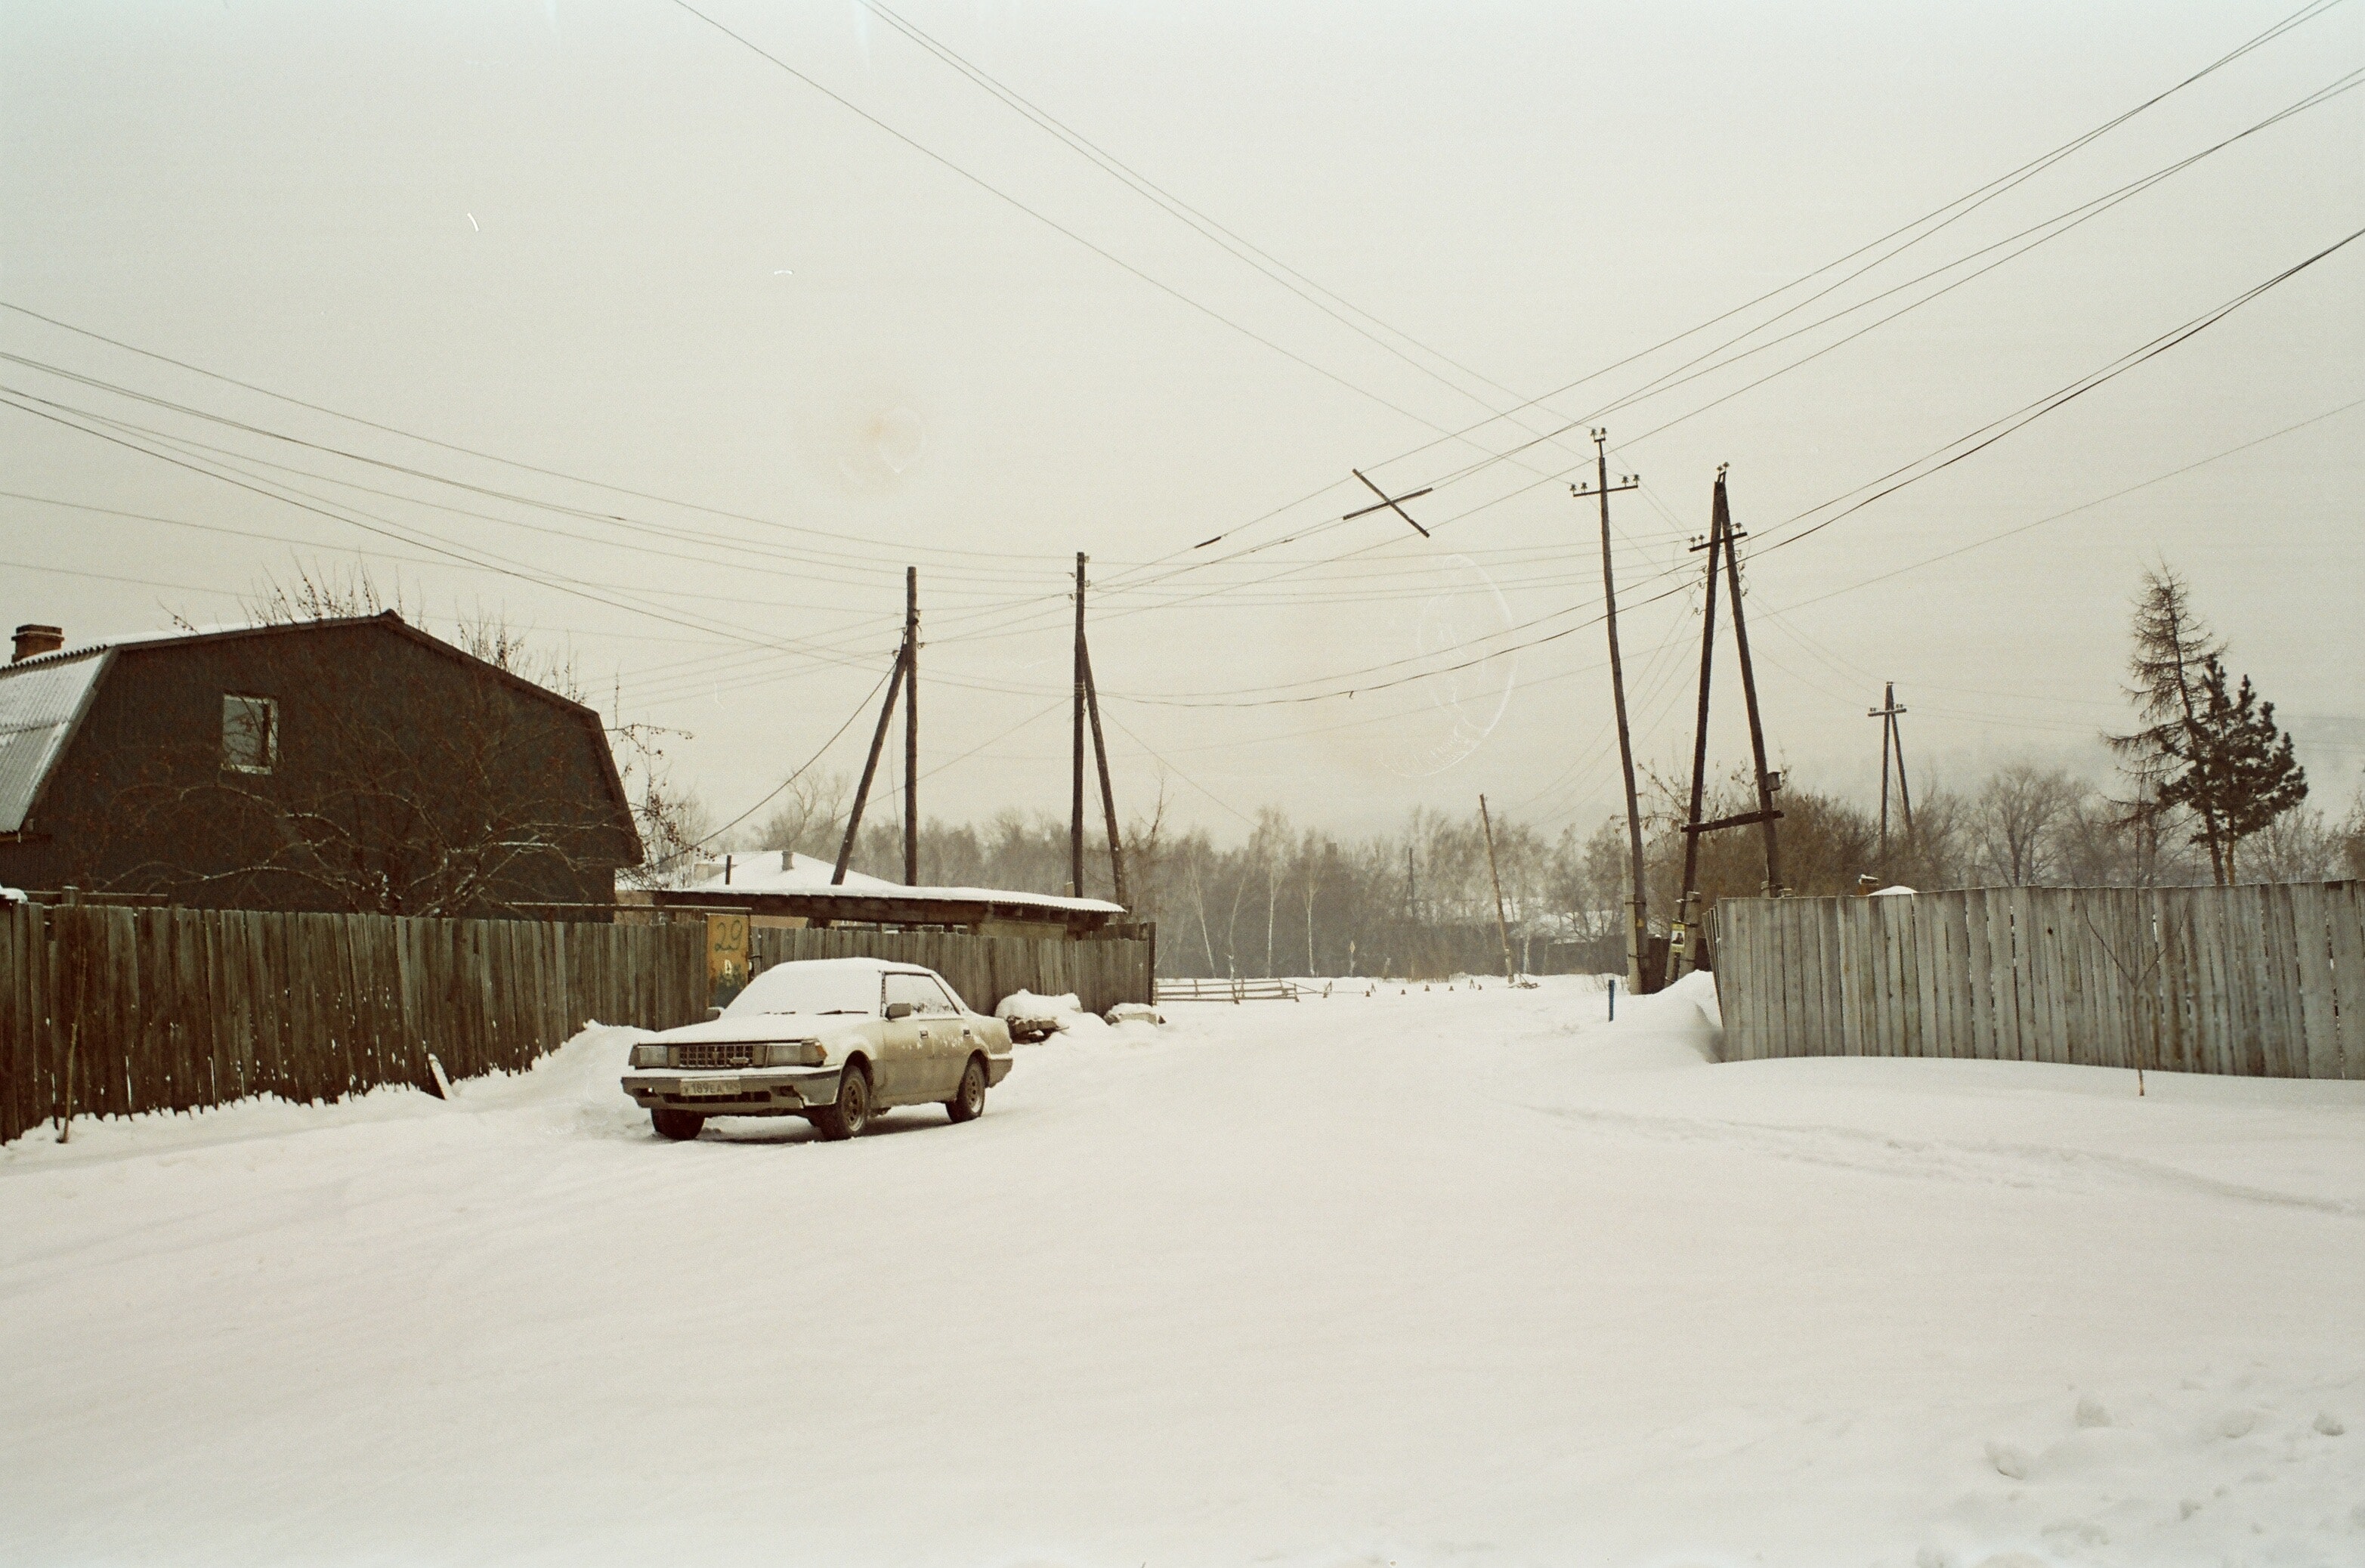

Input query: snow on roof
[0,648,110,833]
[3,622,267,673]
[685,850,1125,915]
[691,851,901,894]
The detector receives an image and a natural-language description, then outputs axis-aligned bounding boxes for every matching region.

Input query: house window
[222,694,278,773]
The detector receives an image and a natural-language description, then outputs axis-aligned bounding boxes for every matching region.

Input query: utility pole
[1071,553,1087,898]
[1718,472,1782,895]
[1869,682,1914,883]
[1083,639,1127,906]
[1673,480,1727,971]
[903,567,919,886]
[1572,430,1647,991]
[1673,468,1785,976]
[833,610,910,885]
[1479,794,1516,985]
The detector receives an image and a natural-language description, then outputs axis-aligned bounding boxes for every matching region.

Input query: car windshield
[724,965,880,1019]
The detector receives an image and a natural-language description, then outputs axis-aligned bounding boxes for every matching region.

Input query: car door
[914,972,973,1099]
[876,972,934,1105]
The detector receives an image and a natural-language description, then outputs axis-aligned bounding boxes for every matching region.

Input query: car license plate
[681,1075,740,1097]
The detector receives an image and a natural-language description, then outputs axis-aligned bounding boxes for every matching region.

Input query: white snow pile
[993,987,1151,1044]
[2,974,2361,1566]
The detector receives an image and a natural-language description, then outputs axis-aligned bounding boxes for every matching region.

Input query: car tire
[945,1055,987,1123]
[813,1064,872,1141]
[651,1108,705,1141]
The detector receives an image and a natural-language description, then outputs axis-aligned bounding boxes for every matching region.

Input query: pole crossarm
[1680,809,1787,836]
[1344,469,1433,535]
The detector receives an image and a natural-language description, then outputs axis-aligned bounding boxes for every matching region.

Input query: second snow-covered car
[620,957,1014,1142]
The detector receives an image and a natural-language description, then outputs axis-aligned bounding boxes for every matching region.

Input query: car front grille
[679,1043,758,1069]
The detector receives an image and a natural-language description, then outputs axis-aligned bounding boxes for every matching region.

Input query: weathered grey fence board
[2332,882,2365,1080]
[1713,881,2363,1081]
[0,904,705,1145]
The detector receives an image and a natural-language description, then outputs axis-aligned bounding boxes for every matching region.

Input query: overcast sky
[4,0,2359,843]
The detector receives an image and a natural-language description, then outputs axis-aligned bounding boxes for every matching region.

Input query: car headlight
[629,1043,670,1069]
[764,1039,826,1068]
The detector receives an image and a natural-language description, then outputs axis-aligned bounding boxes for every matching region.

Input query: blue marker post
[1608,977,1616,1022]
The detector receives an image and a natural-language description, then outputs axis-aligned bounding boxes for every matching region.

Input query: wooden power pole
[833,588,914,886]
[1720,474,1782,896]
[1083,643,1127,907]
[903,567,919,886]
[1573,431,1647,990]
[1869,682,1914,883]
[1071,553,1087,897]
[1673,468,1784,976]
[1479,794,1516,985]
[1065,552,1130,906]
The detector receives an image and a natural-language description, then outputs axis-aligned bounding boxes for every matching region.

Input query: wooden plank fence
[0,902,706,1145]
[1713,883,2365,1080]
[750,925,1152,1019]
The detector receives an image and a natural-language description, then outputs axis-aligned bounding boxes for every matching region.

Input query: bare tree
[1969,763,2088,886]
[744,770,852,862]
[611,722,710,890]
[2244,805,2342,883]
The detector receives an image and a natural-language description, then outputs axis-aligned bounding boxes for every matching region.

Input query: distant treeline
[676,755,2363,982]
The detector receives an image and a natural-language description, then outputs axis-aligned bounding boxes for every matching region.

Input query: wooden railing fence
[0,902,706,1144]
[1714,883,2365,1079]
[1155,976,1302,1003]
[750,926,1152,1019]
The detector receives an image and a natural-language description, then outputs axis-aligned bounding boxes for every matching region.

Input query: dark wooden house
[0,614,640,915]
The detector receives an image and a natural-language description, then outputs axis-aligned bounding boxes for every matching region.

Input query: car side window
[884,973,944,1017]
[883,973,961,1016]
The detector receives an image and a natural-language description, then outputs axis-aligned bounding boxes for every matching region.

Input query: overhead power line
[851,0,1605,450]
[1101,226,2365,708]
[1088,0,2354,579]
[1337,0,2355,490]
[666,0,1457,437]
[0,299,1077,569]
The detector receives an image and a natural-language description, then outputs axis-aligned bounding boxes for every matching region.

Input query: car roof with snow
[727,956,961,1019]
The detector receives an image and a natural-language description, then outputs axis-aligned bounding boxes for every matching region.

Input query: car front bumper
[621,1067,842,1116]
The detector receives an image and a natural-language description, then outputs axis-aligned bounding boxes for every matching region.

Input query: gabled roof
[0,613,639,855]
[0,649,110,833]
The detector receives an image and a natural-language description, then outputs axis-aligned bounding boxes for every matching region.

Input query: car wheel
[945,1055,987,1123]
[813,1064,872,1141]
[652,1108,705,1141]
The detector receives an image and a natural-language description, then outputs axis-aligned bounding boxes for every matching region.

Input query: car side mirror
[706,1007,725,1020]
[884,1001,915,1021]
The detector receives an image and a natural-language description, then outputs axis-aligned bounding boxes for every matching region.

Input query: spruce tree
[2163,655,2307,880]
[2107,567,2308,885]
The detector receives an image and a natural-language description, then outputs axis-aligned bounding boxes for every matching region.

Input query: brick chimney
[11,624,64,663]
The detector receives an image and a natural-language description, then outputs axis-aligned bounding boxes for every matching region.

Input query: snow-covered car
[620,957,1013,1142]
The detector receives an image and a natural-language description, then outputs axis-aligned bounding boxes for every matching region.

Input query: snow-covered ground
[2,974,2360,1566]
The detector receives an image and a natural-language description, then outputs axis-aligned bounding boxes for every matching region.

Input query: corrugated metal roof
[0,650,109,833]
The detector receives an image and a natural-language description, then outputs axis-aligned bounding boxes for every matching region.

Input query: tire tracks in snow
[1511,1098,2365,1220]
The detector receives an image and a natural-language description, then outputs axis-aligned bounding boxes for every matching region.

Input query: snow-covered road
[2,975,2360,1566]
